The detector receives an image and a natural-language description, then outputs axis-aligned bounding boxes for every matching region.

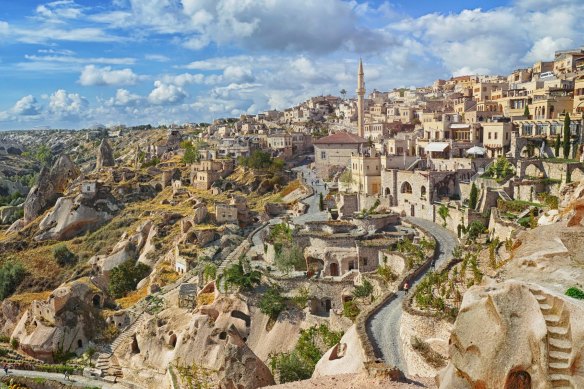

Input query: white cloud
[161,73,205,86]
[79,65,142,86]
[145,54,170,62]
[13,95,41,116]
[223,66,254,83]
[109,88,142,106]
[48,89,88,119]
[523,37,574,63]
[36,0,83,22]
[148,81,187,105]
[26,54,135,65]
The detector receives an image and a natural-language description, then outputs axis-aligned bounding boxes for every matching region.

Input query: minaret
[356,58,365,138]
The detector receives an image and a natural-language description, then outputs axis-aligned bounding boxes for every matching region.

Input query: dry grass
[116,285,149,309]
[279,180,302,197]
[197,292,215,306]
[8,291,52,305]
[411,336,446,368]
[153,262,180,287]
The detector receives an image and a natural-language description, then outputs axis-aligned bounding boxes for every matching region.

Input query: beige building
[481,122,512,157]
[314,132,367,179]
[215,203,238,224]
[349,152,382,195]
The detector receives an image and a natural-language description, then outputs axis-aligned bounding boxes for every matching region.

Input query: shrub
[377,265,397,283]
[565,287,584,300]
[352,279,374,299]
[52,244,77,267]
[274,243,305,274]
[411,336,446,368]
[10,338,19,350]
[469,183,478,210]
[0,262,26,300]
[202,263,217,282]
[219,258,261,291]
[109,260,151,298]
[466,221,486,241]
[259,285,286,319]
[342,300,360,321]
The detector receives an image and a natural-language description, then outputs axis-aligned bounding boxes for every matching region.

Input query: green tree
[219,258,261,290]
[319,193,324,211]
[438,204,450,227]
[202,263,217,282]
[466,221,486,241]
[0,262,26,300]
[554,134,561,157]
[109,260,151,298]
[469,183,478,210]
[182,141,200,164]
[352,279,374,299]
[274,244,305,274]
[523,105,530,118]
[339,89,347,99]
[52,244,77,267]
[563,113,571,159]
[259,285,286,319]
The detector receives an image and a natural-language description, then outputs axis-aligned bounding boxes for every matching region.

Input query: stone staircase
[530,287,574,389]
[497,190,513,202]
[96,313,146,380]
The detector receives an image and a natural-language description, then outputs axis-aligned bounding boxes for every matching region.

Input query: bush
[109,260,151,298]
[565,287,584,300]
[352,279,374,299]
[0,262,26,300]
[10,338,19,350]
[342,300,360,321]
[259,285,286,319]
[52,244,77,267]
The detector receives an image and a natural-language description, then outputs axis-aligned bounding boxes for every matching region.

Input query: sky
[0,0,583,130]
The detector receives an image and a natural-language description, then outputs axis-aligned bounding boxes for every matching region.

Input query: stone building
[314,132,367,179]
[215,203,238,224]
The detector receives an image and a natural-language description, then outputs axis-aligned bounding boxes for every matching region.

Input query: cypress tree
[523,105,530,118]
[469,183,478,210]
[563,113,571,159]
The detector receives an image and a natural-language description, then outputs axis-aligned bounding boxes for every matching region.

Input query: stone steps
[530,287,574,389]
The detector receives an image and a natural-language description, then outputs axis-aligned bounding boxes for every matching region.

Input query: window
[488,132,492,140]
[321,151,326,159]
[363,258,368,266]
[494,132,498,140]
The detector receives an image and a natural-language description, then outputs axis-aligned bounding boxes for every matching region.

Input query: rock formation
[115,293,275,388]
[437,281,584,388]
[95,138,115,170]
[12,278,106,362]
[23,155,79,223]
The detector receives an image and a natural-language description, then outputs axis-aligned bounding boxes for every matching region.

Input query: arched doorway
[420,185,427,198]
[92,294,101,307]
[385,187,391,197]
[329,262,339,277]
[504,370,531,389]
[401,182,412,194]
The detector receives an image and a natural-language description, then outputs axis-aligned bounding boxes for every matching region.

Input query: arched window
[401,182,412,194]
[420,186,427,198]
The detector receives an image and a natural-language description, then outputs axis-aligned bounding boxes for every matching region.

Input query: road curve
[366,217,458,375]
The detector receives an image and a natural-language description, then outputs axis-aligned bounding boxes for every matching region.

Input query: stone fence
[355,222,438,366]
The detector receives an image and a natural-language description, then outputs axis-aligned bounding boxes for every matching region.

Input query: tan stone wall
[315,143,360,179]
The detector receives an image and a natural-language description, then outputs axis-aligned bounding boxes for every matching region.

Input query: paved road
[292,164,329,223]
[3,369,126,388]
[367,217,457,375]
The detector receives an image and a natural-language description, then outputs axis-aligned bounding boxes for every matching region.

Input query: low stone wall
[489,207,523,241]
[356,222,438,367]
[352,213,400,232]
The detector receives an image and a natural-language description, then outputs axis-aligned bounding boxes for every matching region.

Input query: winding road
[3,369,125,388]
[367,217,457,374]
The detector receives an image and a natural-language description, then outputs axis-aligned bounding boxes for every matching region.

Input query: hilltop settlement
[1,47,584,389]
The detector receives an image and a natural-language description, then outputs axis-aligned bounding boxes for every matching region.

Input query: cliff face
[438,281,584,389]
[115,294,275,389]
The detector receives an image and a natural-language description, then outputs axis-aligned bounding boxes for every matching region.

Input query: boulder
[0,205,22,224]
[95,139,115,170]
[35,196,114,241]
[23,155,79,223]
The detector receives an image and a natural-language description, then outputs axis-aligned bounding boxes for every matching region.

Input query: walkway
[366,217,457,374]
[3,369,126,388]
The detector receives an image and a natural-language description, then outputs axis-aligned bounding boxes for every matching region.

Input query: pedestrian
[3,363,8,375]
[403,281,409,294]
[64,369,70,381]
[324,183,327,190]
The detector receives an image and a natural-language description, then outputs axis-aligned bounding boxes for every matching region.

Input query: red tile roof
[313,132,367,145]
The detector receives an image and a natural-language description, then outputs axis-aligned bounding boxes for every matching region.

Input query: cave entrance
[504,370,531,389]
[92,294,101,307]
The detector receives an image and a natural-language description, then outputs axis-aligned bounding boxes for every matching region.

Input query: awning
[425,142,450,152]
[466,146,487,155]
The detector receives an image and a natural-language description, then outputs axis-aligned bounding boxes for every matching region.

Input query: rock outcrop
[437,281,584,389]
[95,139,115,170]
[23,155,79,223]
[0,205,22,225]
[35,195,116,241]
[12,278,106,362]
[115,294,275,388]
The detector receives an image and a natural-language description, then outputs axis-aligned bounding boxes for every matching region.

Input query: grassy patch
[411,336,446,368]
[116,284,149,309]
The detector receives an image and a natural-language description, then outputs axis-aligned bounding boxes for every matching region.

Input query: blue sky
[0,0,582,130]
